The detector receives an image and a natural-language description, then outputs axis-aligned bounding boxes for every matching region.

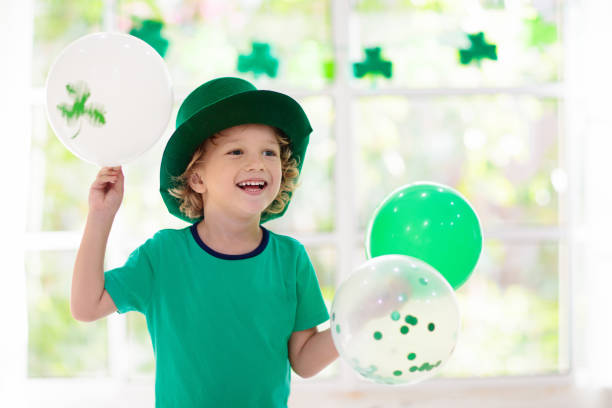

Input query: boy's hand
[89,166,124,217]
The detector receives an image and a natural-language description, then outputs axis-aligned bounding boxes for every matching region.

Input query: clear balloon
[45,32,173,166]
[366,182,482,290]
[331,255,460,385]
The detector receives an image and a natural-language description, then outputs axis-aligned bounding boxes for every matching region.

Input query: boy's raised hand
[89,166,124,217]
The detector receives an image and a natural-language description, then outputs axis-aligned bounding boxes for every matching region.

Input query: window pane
[28,106,98,232]
[33,0,104,86]
[26,250,108,377]
[303,244,339,380]
[127,313,155,378]
[118,104,189,237]
[444,239,560,376]
[352,239,561,377]
[354,95,559,229]
[118,0,333,90]
[306,244,337,306]
[29,102,184,234]
[352,0,561,88]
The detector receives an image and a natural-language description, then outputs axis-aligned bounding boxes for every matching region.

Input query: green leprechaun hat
[160,77,313,224]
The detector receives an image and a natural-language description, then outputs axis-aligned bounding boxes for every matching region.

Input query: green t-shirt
[104,223,330,407]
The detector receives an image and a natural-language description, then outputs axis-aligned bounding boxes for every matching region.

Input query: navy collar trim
[190,222,270,260]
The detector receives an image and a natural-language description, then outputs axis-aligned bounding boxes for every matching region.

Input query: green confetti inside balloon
[428,323,436,332]
[405,315,418,325]
[393,370,403,376]
[407,353,416,360]
[400,326,409,334]
[373,331,383,340]
[391,311,400,321]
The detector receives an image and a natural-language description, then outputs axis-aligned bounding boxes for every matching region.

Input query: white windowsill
[16,375,611,408]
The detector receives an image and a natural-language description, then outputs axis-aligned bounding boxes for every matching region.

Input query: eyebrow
[222,138,279,148]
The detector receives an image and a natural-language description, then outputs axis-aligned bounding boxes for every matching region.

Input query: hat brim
[160,89,312,224]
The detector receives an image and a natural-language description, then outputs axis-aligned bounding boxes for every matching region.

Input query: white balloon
[331,255,460,385]
[45,32,173,166]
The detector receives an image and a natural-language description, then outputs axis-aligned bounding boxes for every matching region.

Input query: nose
[245,151,265,171]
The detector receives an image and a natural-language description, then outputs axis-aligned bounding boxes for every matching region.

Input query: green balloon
[366,182,482,290]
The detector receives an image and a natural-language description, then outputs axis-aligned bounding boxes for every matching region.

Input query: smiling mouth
[236,181,268,192]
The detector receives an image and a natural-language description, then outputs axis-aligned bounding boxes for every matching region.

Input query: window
[24,0,567,395]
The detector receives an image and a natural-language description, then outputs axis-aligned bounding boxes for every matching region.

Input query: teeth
[237,181,265,187]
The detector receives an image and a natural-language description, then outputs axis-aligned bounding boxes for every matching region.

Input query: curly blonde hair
[167,125,300,221]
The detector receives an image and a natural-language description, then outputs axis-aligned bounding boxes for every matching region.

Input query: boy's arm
[70,213,117,322]
[288,327,339,378]
[71,166,123,322]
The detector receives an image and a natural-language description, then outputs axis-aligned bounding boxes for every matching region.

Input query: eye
[227,149,277,157]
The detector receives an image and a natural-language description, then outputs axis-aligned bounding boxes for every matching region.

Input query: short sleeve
[293,244,330,332]
[104,238,155,315]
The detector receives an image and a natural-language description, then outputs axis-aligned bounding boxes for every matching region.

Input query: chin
[238,205,268,218]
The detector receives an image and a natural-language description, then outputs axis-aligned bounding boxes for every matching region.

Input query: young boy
[71,77,339,407]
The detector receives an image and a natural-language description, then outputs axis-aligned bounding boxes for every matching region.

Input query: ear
[188,171,207,194]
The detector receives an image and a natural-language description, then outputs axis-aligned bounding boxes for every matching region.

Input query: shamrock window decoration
[323,58,335,82]
[353,47,393,81]
[458,32,498,66]
[525,15,557,50]
[129,18,169,58]
[56,81,106,140]
[237,42,279,79]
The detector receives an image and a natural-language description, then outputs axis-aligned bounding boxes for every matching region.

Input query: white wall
[566,0,612,390]
[0,1,32,407]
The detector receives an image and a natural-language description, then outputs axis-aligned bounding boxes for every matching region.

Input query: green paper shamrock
[129,18,169,58]
[322,58,335,81]
[56,81,106,140]
[237,42,279,79]
[525,15,557,50]
[353,47,393,79]
[458,32,497,66]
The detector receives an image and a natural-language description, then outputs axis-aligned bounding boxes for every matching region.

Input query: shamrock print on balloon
[56,81,106,139]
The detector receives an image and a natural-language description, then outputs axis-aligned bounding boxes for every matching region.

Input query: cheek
[272,167,283,189]
[272,179,282,193]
